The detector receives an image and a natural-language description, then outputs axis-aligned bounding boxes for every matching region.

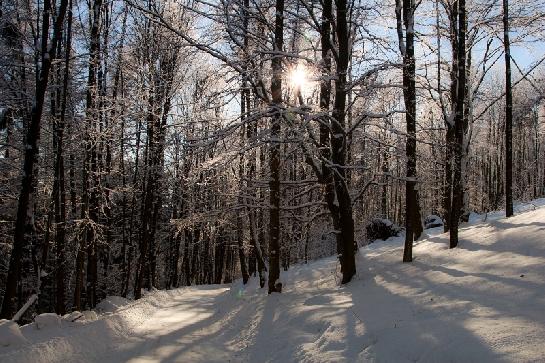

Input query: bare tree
[503,0,514,217]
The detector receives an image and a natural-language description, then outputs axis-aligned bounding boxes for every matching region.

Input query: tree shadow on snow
[344,262,510,362]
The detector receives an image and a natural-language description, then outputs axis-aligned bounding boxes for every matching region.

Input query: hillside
[2,202,545,362]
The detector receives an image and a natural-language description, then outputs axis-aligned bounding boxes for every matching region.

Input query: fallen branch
[12,294,38,322]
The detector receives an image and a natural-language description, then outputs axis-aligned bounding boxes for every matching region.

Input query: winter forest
[2,0,545,361]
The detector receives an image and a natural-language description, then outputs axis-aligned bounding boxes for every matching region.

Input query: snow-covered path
[108,287,233,362]
[2,201,545,362]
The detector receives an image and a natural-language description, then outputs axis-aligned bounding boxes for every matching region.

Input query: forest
[1,0,545,325]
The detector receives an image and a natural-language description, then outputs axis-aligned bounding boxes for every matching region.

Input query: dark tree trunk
[396,0,422,262]
[223,244,233,284]
[83,0,103,309]
[53,0,72,315]
[238,67,249,284]
[247,208,266,287]
[190,228,201,284]
[503,0,513,218]
[381,150,388,218]
[268,0,284,294]
[214,228,226,284]
[441,1,459,233]
[449,0,466,249]
[443,124,454,232]
[236,211,249,284]
[2,108,14,158]
[135,105,160,298]
[183,229,192,286]
[331,0,356,284]
[318,0,342,260]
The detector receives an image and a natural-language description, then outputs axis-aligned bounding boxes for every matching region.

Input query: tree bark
[331,0,356,284]
[318,0,342,261]
[53,0,73,315]
[503,0,514,218]
[268,0,284,294]
[396,0,422,262]
[449,0,466,249]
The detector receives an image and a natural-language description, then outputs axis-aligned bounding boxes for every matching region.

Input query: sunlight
[288,63,308,90]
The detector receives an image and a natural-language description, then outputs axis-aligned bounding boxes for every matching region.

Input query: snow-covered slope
[2,202,545,362]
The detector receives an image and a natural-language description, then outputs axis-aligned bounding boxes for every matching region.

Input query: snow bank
[424,214,443,229]
[0,289,192,363]
[62,311,83,322]
[95,296,129,314]
[34,314,61,330]
[0,320,28,347]
[81,311,98,321]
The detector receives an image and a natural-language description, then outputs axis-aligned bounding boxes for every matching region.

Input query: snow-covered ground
[2,200,545,362]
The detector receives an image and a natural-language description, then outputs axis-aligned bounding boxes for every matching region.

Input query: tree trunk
[449,0,466,249]
[53,0,72,315]
[396,0,421,262]
[238,68,249,284]
[318,0,342,262]
[331,0,356,284]
[503,0,514,218]
[268,0,284,294]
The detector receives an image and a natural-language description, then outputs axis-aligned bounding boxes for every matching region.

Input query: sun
[288,63,308,90]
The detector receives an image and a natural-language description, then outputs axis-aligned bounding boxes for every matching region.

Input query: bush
[366,218,402,242]
[424,215,443,229]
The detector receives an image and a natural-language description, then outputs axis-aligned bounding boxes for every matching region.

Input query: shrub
[366,218,402,242]
[424,215,443,229]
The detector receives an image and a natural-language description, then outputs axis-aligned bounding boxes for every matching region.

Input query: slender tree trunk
[397,0,421,262]
[503,0,514,217]
[330,0,356,284]
[443,124,454,232]
[83,0,103,309]
[135,106,157,299]
[268,0,284,294]
[3,108,14,158]
[214,227,225,284]
[223,243,233,284]
[449,0,466,249]
[238,28,250,282]
[113,11,128,296]
[318,0,342,261]
[123,114,143,297]
[381,150,388,218]
[168,140,182,288]
[246,112,266,287]
[183,229,192,285]
[53,0,72,315]
[442,0,459,233]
